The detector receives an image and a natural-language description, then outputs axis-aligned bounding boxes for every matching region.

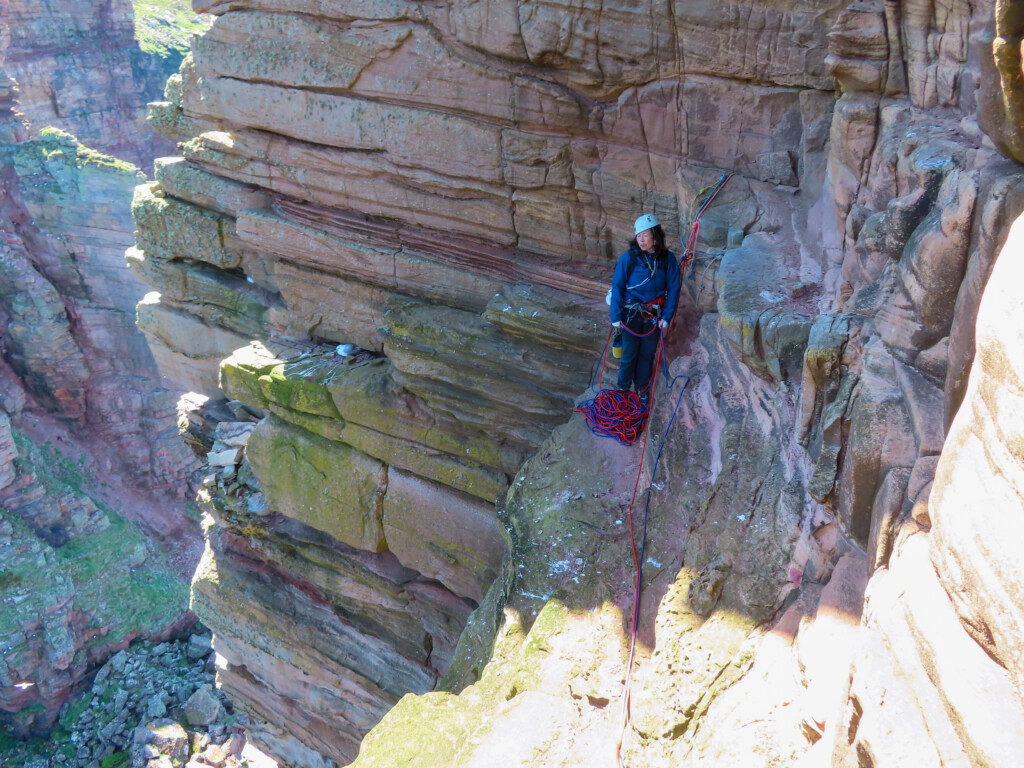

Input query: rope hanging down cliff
[575,174,732,765]
[578,324,689,766]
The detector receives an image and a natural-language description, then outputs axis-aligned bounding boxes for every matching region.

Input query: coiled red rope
[575,323,662,445]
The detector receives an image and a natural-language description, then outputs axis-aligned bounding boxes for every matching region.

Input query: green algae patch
[220,343,283,409]
[350,414,644,768]
[4,129,142,211]
[132,182,239,269]
[0,432,188,688]
[266,402,346,443]
[438,527,514,692]
[125,249,271,339]
[342,421,506,503]
[326,359,514,474]
[354,691,469,768]
[31,127,142,175]
[246,415,387,552]
[259,357,344,419]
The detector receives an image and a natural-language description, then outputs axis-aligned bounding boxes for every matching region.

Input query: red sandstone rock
[120,0,1024,765]
[3,0,177,169]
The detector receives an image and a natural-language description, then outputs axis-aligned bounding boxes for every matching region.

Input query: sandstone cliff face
[0,84,200,737]
[128,0,1024,765]
[1,0,196,169]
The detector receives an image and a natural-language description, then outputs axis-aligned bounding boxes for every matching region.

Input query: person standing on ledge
[609,213,681,405]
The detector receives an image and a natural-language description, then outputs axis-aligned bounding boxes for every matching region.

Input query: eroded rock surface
[2,0,198,169]
[0,87,201,737]
[125,0,1024,765]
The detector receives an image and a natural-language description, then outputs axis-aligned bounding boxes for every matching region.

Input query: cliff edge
[127,1,1024,766]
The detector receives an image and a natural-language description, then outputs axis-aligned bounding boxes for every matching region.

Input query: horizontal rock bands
[272,197,610,301]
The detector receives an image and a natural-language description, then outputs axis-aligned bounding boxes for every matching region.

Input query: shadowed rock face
[0,85,201,737]
[127,0,1024,765]
[2,0,184,170]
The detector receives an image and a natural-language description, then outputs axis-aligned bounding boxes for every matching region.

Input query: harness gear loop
[625,295,665,324]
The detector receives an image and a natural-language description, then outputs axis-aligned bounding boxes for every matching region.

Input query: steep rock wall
[128,0,1024,766]
[0,84,198,738]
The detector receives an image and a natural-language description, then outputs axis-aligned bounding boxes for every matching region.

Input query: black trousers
[617,315,659,395]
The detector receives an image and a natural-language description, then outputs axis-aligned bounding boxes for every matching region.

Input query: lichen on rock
[117,0,1024,765]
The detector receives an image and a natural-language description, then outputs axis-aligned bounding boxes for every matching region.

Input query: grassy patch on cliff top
[132,0,212,59]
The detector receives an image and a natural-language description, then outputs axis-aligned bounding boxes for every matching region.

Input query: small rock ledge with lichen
[127,1,1024,766]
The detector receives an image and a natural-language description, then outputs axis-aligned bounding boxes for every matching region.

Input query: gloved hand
[658,319,669,330]
[612,321,621,328]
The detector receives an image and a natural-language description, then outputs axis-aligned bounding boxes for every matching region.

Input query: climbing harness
[625,295,665,324]
[575,322,660,446]
[582,178,729,764]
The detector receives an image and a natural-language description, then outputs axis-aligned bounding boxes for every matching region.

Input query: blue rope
[631,344,689,636]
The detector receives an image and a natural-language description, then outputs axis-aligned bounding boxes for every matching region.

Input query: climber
[609,214,681,405]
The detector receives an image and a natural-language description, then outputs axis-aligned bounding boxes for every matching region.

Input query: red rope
[576,322,661,445]
[615,337,664,766]
[574,317,666,763]
[612,176,731,763]
[682,173,733,273]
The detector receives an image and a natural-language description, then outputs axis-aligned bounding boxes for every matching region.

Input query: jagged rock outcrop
[127,0,1024,765]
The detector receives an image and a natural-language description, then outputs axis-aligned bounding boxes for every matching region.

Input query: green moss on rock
[132,182,239,269]
[245,415,387,552]
[220,343,282,409]
[259,357,344,419]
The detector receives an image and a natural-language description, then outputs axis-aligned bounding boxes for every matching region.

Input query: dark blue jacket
[610,245,681,325]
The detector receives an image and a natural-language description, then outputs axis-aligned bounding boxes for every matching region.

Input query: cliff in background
[1,0,208,170]
[0,0,230,743]
[0,74,204,741]
[125,0,1024,766]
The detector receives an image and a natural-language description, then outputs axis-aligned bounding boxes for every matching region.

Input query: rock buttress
[128,0,1024,765]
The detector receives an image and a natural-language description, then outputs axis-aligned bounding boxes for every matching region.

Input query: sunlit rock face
[0,126,197,495]
[129,0,1024,765]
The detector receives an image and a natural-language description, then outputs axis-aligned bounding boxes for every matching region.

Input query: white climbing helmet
[634,213,659,236]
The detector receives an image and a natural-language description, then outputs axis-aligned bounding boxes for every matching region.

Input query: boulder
[186,634,213,661]
[141,720,189,766]
[183,686,222,727]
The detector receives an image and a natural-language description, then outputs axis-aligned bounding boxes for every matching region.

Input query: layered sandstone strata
[129,0,1024,765]
[2,0,191,169]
